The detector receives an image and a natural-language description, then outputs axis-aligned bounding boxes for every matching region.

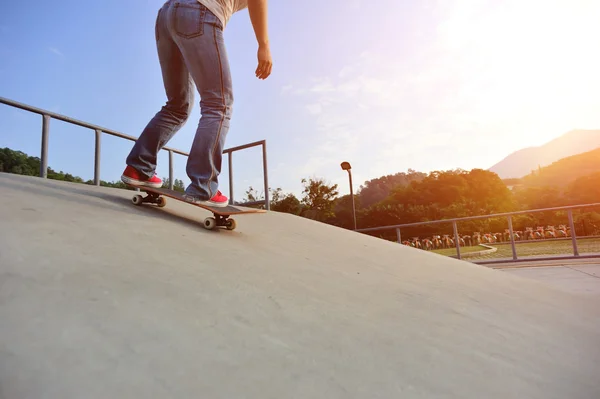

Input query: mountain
[488,129,600,178]
[519,147,600,188]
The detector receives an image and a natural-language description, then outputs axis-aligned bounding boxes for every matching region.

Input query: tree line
[2,146,598,241]
[0,147,187,192]
[240,148,600,240]
[242,168,599,239]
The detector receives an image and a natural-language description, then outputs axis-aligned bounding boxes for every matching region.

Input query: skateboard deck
[129,186,266,231]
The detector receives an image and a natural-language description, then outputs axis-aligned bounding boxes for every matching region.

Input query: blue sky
[1,0,599,201]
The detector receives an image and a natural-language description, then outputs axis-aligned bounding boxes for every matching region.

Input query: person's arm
[248,0,272,79]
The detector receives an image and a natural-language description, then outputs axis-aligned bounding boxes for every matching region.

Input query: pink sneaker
[183,190,229,208]
[121,165,162,188]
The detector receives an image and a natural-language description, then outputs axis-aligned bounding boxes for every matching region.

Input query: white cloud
[349,0,361,10]
[280,84,294,94]
[305,103,323,115]
[48,47,64,57]
[338,65,355,79]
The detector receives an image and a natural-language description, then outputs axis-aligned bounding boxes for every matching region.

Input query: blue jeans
[126,0,233,199]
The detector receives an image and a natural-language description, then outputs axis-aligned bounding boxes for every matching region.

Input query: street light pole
[341,161,357,230]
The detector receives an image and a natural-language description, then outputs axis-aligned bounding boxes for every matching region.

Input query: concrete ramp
[1,172,599,399]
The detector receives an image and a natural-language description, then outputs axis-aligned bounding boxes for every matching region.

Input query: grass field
[430,246,488,257]
[431,237,600,260]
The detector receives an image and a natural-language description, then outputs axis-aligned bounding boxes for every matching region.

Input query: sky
[1,0,600,201]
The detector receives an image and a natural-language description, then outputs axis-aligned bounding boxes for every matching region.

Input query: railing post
[168,150,174,190]
[568,210,579,256]
[507,215,518,260]
[262,141,270,210]
[452,221,461,259]
[94,129,101,186]
[40,115,50,178]
[2,96,269,201]
[228,152,234,204]
[396,228,402,243]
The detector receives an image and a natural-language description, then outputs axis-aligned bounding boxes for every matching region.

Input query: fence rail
[356,202,600,264]
[0,96,269,209]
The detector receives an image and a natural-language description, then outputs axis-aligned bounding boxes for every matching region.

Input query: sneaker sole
[121,175,162,189]
[183,196,229,208]
[201,201,229,208]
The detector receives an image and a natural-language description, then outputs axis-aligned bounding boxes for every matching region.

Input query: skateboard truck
[204,214,236,230]
[132,192,167,208]
[131,191,238,231]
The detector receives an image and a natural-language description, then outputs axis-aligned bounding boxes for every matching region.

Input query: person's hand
[255,44,272,80]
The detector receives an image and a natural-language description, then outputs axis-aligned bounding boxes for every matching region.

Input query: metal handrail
[356,203,600,232]
[0,96,269,209]
[356,202,600,264]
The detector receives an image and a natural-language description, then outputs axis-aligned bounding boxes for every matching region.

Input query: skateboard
[128,186,266,231]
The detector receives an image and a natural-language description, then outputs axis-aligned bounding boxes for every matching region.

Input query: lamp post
[341,161,357,230]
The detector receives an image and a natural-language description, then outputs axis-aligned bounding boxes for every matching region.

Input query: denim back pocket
[173,2,206,38]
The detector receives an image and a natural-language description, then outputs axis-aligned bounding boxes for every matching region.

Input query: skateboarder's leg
[123,1,194,185]
[167,1,233,203]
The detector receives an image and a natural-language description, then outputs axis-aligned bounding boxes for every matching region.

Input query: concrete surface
[1,172,600,399]
[499,261,600,296]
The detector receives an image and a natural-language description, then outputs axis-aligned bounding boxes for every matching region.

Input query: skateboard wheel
[156,196,167,208]
[225,219,237,231]
[203,217,216,230]
[132,195,143,205]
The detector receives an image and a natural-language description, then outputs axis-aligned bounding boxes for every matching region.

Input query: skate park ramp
[1,171,599,399]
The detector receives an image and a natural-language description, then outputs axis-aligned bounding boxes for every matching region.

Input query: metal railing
[0,96,269,210]
[356,203,600,264]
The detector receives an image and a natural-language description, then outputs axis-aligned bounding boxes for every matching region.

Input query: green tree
[272,193,303,215]
[241,186,302,214]
[513,186,563,209]
[564,172,600,205]
[161,177,186,192]
[464,169,517,214]
[357,168,426,209]
[357,168,517,240]
[174,178,185,192]
[1,147,137,189]
[382,169,514,219]
[0,147,40,176]
[243,186,263,203]
[300,177,339,221]
[330,193,360,229]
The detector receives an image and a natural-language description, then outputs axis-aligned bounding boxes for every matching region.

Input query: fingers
[256,60,272,80]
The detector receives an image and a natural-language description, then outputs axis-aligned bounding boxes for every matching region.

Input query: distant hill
[488,129,600,178]
[519,147,600,188]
